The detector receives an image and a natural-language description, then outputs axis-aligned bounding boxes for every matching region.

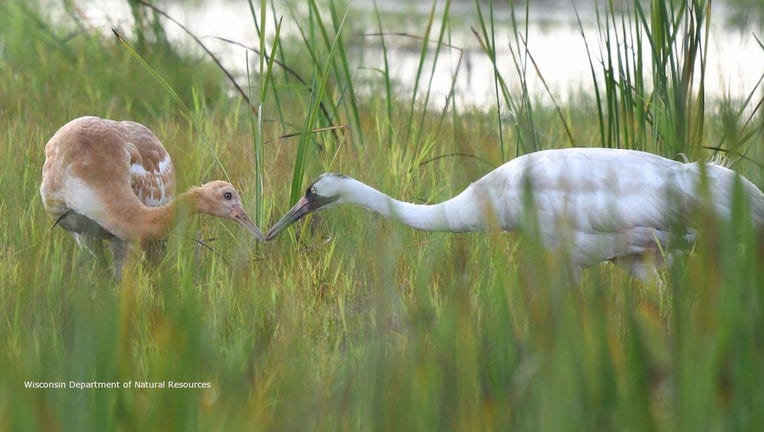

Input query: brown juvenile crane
[40,116,264,277]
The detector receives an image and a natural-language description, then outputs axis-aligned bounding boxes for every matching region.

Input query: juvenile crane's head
[193,180,264,241]
[265,173,350,241]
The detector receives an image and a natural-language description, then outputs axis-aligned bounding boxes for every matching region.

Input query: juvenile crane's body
[266,148,764,280]
[41,116,264,277]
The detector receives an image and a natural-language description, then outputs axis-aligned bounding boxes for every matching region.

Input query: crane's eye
[223,191,233,200]
[310,187,317,195]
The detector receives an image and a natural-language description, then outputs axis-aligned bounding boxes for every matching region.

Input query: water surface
[56,0,764,109]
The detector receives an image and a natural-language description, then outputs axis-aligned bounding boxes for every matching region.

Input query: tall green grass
[1,0,763,430]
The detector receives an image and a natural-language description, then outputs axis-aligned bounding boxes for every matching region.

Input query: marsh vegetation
[1,0,763,430]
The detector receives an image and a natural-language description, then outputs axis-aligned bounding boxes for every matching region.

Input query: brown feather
[40,116,263,277]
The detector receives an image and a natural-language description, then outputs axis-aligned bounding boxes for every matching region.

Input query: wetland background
[1,0,763,430]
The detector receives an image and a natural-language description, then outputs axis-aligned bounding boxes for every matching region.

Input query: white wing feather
[130,152,174,207]
[476,148,702,266]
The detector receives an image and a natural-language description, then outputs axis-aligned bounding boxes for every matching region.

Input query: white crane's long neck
[340,179,486,232]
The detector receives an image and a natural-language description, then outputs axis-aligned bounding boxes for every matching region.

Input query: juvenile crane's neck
[342,179,486,232]
[119,188,199,242]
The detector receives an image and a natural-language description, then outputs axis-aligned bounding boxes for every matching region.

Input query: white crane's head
[265,173,351,241]
[193,180,265,241]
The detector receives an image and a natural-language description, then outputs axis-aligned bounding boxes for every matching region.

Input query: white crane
[266,147,764,281]
[40,116,264,278]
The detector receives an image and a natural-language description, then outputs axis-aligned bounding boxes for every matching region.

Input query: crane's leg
[109,238,129,279]
[71,233,114,276]
[142,239,166,265]
[72,232,104,257]
[613,254,663,284]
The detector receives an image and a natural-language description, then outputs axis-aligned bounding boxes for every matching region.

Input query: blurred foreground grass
[1,0,763,430]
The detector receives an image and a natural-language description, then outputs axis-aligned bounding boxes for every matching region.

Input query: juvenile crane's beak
[230,204,265,241]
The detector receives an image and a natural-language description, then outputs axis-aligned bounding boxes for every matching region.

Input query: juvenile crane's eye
[223,191,233,200]
[310,187,317,195]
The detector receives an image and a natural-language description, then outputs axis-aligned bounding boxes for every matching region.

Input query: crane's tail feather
[691,162,764,230]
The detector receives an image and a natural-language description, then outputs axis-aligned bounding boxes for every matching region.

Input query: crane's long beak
[231,204,265,241]
[265,196,313,241]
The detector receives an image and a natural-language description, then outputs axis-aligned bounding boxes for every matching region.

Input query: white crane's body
[41,116,263,277]
[266,148,764,281]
